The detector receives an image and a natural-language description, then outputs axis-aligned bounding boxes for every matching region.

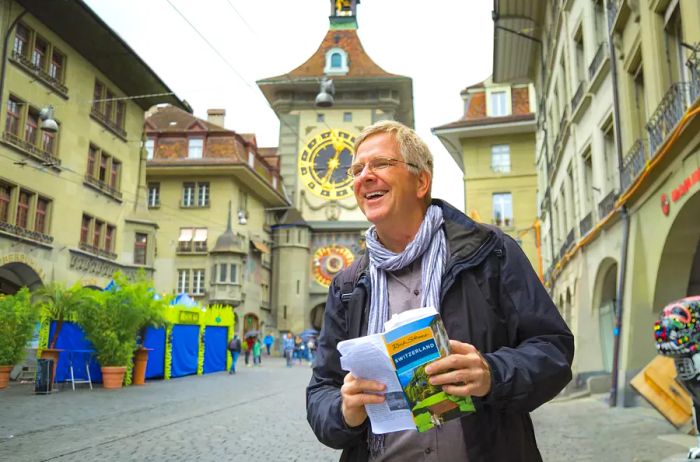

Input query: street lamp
[39,105,58,133]
[315,77,335,108]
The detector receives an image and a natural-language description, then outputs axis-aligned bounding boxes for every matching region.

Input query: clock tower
[258,0,414,335]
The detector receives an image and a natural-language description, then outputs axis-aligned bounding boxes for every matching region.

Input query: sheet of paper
[338,335,416,434]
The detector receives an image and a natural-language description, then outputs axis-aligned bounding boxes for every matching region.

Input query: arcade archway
[0,262,43,295]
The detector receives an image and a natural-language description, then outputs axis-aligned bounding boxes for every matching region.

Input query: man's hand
[340,372,386,428]
[424,340,492,397]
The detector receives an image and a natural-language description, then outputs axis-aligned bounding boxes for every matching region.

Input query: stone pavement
[0,356,697,461]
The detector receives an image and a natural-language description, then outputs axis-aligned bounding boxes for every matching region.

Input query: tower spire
[329,0,359,30]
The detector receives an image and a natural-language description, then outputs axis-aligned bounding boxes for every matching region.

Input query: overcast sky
[84,0,495,211]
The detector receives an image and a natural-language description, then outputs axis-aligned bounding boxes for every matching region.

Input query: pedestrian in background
[242,337,250,367]
[253,337,262,366]
[307,120,573,461]
[227,334,241,374]
[283,332,294,367]
[294,335,303,366]
[264,333,274,356]
[307,337,316,365]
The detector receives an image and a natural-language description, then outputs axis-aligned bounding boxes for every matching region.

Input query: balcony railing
[620,139,647,191]
[559,229,575,260]
[579,212,593,237]
[688,45,700,102]
[0,220,53,244]
[10,51,68,97]
[79,242,117,260]
[84,174,123,201]
[598,190,617,219]
[646,82,698,156]
[2,131,61,167]
[90,108,127,139]
[571,81,585,112]
[607,0,619,32]
[588,43,607,80]
[541,188,551,214]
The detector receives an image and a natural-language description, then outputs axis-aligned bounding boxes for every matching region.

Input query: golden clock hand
[320,131,346,185]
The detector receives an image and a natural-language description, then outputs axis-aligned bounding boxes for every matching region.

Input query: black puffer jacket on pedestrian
[306,200,574,462]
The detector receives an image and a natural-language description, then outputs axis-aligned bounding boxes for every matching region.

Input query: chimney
[207,108,226,128]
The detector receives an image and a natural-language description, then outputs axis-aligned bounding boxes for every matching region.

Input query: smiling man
[306,120,574,461]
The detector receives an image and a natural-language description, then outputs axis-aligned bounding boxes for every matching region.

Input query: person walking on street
[242,336,251,367]
[294,335,304,366]
[253,337,262,366]
[227,334,241,374]
[264,333,274,356]
[306,120,574,461]
[283,332,295,367]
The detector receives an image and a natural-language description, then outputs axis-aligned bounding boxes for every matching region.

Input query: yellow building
[493,0,700,405]
[145,106,288,336]
[433,78,541,275]
[0,0,187,294]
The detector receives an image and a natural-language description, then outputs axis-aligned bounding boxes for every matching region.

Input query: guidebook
[337,307,475,434]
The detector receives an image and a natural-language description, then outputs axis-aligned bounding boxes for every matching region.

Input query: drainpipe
[606,0,631,408]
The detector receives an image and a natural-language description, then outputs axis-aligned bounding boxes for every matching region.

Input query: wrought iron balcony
[687,44,700,104]
[620,139,647,191]
[579,212,593,237]
[0,220,53,244]
[10,51,68,97]
[597,190,617,219]
[541,188,551,214]
[571,81,585,112]
[79,242,117,260]
[607,0,621,32]
[90,108,127,140]
[646,82,697,156]
[2,131,61,167]
[589,43,607,80]
[558,229,575,260]
[84,174,123,201]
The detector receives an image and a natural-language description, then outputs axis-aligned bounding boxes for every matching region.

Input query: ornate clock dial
[299,129,355,200]
[312,245,355,287]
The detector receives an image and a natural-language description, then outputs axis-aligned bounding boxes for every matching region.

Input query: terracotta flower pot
[101,366,126,389]
[0,365,12,389]
[132,348,151,386]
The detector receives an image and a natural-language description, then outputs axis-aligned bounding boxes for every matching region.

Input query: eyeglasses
[347,156,419,178]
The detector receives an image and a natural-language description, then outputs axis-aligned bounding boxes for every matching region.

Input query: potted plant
[34,282,88,384]
[0,288,40,389]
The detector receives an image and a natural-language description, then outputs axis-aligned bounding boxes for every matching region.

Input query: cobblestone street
[0,357,695,461]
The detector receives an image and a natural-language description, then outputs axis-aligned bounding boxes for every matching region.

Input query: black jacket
[306,200,574,461]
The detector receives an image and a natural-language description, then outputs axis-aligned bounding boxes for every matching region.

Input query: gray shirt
[371,260,469,462]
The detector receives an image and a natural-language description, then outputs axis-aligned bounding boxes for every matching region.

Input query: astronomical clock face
[313,245,355,287]
[299,129,355,200]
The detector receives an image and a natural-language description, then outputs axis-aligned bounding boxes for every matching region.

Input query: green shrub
[0,288,40,366]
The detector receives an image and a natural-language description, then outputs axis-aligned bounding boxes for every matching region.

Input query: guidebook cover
[382,311,475,432]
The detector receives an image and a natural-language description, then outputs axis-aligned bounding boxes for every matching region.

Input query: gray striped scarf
[364,204,447,457]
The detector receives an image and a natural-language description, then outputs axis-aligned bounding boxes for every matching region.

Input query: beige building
[0,0,186,294]
[145,106,287,336]
[433,78,541,275]
[257,0,414,334]
[492,0,700,405]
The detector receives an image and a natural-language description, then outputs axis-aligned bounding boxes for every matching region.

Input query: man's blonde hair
[354,120,433,176]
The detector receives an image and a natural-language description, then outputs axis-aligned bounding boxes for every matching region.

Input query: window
[31,36,47,69]
[490,91,508,117]
[87,145,97,177]
[343,112,352,122]
[0,183,11,223]
[85,144,121,196]
[229,263,237,283]
[317,113,325,123]
[80,214,91,244]
[93,220,103,248]
[13,23,28,57]
[188,138,203,159]
[491,145,511,173]
[99,153,108,182]
[218,263,227,283]
[178,227,208,252]
[134,233,148,265]
[177,269,190,294]
[492,192,513,227]
[331,52,342,68]
[192,269,205,295]
[105,225,115,252]
[91,80,126,135]
[147,183,160,207]
[197,182,209,207]
[48,50,64,82]
[217,263,239,284]
[181,182,209,207]
[182,182,195,207]
[42,131,55,154]
[145,138,155,160]
[324,47,349,75]
[6,97,21,135]
[34,197,49,233]
[16,190,30,229]
[110,160,120,190]
[24,108,38,145]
